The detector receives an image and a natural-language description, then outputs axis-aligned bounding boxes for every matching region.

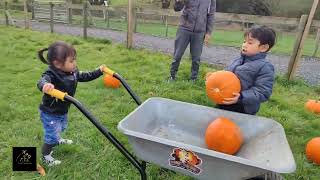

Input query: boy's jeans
[40,110,68,145]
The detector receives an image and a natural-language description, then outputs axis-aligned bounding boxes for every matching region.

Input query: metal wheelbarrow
[46,67,296,180]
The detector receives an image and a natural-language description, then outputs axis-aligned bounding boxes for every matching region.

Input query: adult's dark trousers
[170,28,205,80]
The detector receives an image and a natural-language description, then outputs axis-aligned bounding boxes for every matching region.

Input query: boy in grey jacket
[217,25,276,115]
[169,0,216,81]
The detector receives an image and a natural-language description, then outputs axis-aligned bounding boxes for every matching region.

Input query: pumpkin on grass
[37,163,46,176]
[103,74,121,89]
[306,137,320,165]
[205,117,243,155]
[205,71,241,104]
[305,99,320,114]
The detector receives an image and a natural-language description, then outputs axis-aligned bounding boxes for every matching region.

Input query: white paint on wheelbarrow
[118,97,296,180]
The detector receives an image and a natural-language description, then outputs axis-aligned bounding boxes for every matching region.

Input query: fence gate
[34,1,67,23]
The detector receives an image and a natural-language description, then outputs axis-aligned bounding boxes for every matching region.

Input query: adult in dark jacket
[37,41,105,166]
[169,0,216,81]
[217,25,276,115]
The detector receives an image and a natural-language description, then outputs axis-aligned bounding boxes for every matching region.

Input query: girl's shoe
[42,151,61,166]
[58,138,73,145]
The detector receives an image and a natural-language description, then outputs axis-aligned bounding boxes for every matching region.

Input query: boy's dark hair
[38,41,76,65]
[244,25,276,51]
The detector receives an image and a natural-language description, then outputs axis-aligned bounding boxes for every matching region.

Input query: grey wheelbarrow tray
[118,97,296,180]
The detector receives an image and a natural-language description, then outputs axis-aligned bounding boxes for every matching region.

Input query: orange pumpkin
[204,72,213,80]
[305,99,320,114]
[205,117,243,155]
[37,163,46,176]
[306,137,320,165]
[205,71,241,104]
[103,74,121,88]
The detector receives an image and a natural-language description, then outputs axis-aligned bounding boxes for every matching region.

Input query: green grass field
[0,25,320,179]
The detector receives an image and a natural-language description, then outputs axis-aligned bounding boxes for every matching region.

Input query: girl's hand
[222,93,240,105]
[99,64,106,73]
[42,83,55,93]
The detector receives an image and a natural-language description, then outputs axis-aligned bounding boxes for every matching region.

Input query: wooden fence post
[102,7,110,28]
[103,6,106,22]
[83,2,88,39]
[312,28,320,57]
[31,0,35,20]
[86,2,95,26]
[107,10,110,28]
[288,15,308,80]
[67,1,72,24]
[288,0,319,80]
[165,14,168,37]
[127,0,133,48]
[134,9,137,33]
[24,0,30,29]
[50,2,54,33]
[5,1,9,26]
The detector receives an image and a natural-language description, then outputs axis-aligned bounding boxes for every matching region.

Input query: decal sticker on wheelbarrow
[169,148,202,175]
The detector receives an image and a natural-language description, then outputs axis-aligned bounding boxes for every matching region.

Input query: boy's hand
[42,83,55,93]
[204,33,211,46]
[99,64,106,73]
[222,93,240,105]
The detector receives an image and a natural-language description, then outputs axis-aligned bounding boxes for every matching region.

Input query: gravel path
[3,20,320,85]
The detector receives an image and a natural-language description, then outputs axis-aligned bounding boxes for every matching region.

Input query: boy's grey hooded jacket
[226,53,275,115]
[174,0,216,34]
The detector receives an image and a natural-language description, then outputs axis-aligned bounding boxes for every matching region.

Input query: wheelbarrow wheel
[247,172,283,180]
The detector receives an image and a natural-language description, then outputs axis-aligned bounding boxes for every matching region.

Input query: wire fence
[2,1,320,57]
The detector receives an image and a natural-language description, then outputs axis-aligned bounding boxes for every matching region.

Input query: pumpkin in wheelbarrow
[103,74,121,89]
[205,117,243,155]
[306,137,320,165]
[205,71,241,104]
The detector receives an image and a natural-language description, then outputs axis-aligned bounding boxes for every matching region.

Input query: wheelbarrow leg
[247,172,283,180]
[142,161,147,170]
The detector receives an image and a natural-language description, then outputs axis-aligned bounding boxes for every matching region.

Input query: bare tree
[161,0,171,9]
[248,0,272,16]
[264,0,281,16]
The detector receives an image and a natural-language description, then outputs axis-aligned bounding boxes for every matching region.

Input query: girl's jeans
[40,110,68,145]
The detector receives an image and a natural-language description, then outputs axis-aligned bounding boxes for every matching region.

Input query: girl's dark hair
[38,41,76,65]
[244,25,276,51]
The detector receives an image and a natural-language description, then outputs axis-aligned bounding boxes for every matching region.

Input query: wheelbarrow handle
[103,66,115,76]
[42,88,146,180]
[46,89,67,101]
